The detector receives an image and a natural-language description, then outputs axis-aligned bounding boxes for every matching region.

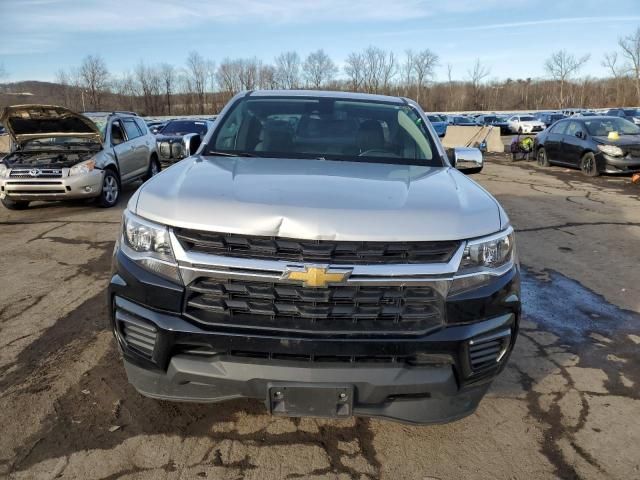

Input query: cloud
[0,0,529,34]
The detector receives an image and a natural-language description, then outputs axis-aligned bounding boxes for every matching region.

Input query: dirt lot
[0,155,639,480]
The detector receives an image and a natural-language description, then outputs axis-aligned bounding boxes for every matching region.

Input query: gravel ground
[0,154,638,480]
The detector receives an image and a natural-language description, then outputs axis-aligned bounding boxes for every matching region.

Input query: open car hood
[0,104,102,146]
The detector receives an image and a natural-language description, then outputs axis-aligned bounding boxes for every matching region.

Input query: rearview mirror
[450,147,483,174]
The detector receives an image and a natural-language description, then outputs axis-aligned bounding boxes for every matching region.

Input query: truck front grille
[9,168,63,179]
[184,278,444,336]
[174,229,460,265]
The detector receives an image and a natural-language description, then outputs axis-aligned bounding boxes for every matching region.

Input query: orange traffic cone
[632,173,640,184]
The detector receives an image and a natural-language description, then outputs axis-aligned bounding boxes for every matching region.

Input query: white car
[507,115,546,134]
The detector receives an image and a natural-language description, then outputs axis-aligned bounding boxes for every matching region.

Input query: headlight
[450,227,516,295]
[0,163,8,178]
[597,144,624,157]
[121,210,180,281]
[69,159,96,176]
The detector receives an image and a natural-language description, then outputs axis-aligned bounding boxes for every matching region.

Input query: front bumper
[601,153,640,174]
[109,247,521,424]
[0,169,104,201]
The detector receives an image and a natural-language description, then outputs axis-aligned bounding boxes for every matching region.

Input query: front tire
[98,170,121,208]
[144,155,161,181]
[537,147,550,167]
[580,152,599,177]
[1,197,30,210]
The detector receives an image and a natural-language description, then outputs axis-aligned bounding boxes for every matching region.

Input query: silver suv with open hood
[109,90,521,425]
[0,105,160,209]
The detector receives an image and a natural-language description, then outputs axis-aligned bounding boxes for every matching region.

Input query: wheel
[144,155,161,181]
[98,169,121,207]
[1,197,29,210]
[537,147,549,167]
[580,152,599,177]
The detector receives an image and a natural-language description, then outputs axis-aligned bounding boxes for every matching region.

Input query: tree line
[11,27,640,115]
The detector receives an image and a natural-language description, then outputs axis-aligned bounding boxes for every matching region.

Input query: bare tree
[159,63,176,115]
[602,52,626,105]
[412,49,439,105]
[467,58,490,109]
[544,50,590,108]
[216,58,243,95]
[274,51,301,89]
[186,51,208,114]
[618,27,640,104]
[446,63,454,110]
[135,62,156,115]
[79,54,109,110]
[401,50,415,97]
[259,64,277,89]
[344,52,366,91]
[302,49,338,88]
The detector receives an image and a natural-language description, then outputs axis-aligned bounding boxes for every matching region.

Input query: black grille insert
[174,229,460,265]
[468,330,510,374]
[184,278,444,336]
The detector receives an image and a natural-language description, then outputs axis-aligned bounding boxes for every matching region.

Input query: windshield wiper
[205,150,257,157]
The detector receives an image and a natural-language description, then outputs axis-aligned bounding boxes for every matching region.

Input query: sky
[1,0,639,83]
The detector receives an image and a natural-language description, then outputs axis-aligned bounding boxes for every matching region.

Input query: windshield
[83,115,108,140]
[623,109,640,117]
[427,115,441,122]
[208,96,442,166]
[456,117,474,124]
[585,118,640,136]
[22,136,101,150]
[161,120,209,136]
[520,116,536,121]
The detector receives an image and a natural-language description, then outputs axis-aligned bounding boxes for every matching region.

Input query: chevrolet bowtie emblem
[282,266,351,288]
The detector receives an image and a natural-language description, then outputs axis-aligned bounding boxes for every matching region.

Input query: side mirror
[450,147,483,175]
[575,131,583,139]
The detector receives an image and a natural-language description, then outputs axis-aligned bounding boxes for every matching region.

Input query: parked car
[426,114,448,137]
[0,105,160,210]
[156,119,215,163]
[447,115,478,126]
[605,108,640,125]
[534,116,640,176]
[109,90,520,425]
[536,112,566,128]
[146,120,167,135]
[507,114,545,134]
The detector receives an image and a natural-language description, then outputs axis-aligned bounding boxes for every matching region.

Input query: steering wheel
[357,149,399,157]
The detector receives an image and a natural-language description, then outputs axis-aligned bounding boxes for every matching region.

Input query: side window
[122,118,142,141]
[111,120,125,146]
[509,116,516,122]
[565,121,582,137]
[134,118,148,135]
[550,121,568,135]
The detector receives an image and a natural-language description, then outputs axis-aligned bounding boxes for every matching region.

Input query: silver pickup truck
[109,90,520,424]
[0,106,160,209]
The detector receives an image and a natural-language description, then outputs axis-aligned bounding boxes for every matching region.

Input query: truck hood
[134,156,503,242]
[0,104,102,146]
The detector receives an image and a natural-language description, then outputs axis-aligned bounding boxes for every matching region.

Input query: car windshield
[208,96,442,166]
[584,118,640,136]
[520,116,536,121]
[22,136,101,150]
[83,115,108,140]
[622,109,640,116]
[161,120,209,136]
[457,117,473,124]
[427,115,441,122]
[483,116,497,123]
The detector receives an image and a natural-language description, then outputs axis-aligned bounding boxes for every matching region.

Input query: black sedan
[534,116,640,176]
